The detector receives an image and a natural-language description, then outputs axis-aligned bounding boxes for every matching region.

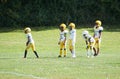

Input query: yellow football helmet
[24,27,31,33]
[95,20,102,26]
[69,23,75,29]
[60,23,66,30]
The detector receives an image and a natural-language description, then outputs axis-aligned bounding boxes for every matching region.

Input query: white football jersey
[26,33,34,43]
[85,35,95,43]
[69,29,76,42]
[89,37,95,43]
[94,26,103,38]
[59,30,68,42]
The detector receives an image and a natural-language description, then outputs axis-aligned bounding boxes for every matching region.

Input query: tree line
[0,0,120,28]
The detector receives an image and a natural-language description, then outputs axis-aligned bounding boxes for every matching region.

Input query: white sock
[87,50,90,57]
[72,50,76,58]
[90,49,94,57]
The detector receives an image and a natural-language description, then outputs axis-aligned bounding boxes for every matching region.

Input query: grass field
[0,27,120,79]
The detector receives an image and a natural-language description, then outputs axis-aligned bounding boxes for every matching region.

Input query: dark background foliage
[0,0,120,28]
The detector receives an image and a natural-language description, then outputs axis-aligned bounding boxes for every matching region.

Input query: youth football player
[24,27,39,58]
[68,23,76,58]
[93,20,103,56]
[58,23,68,57]
[82,30,96,58]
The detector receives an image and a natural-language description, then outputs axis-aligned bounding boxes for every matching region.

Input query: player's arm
[58,41,60,45]
[93,34,95,38]
[99,30,102,38]
[63,33,67,44]
[26,36,30,46]
[99,27,103,38]
[93,31,95,38]
[58,35,61,45]
[86,40,89,49]
[85,40,88,45]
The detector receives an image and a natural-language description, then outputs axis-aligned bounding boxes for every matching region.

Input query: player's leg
[34,51,39,58]
[97,48,99,55]
[96,39,100,55]
[91,48,94,57]
[86,44,90,58]
[90,42,95,57]
[93,47,97,56]
[31,43,39,58]
[24,44,30,58]
[69,40,73,55]
[63,48,66,57]
[94,38,98,56]
[69,40,73,53]
[97,41,100,55]
[72,47,76,58]
[70,40,76,58]
[58,42,63,57]
[24,50,27,58]
[63,45,67,57]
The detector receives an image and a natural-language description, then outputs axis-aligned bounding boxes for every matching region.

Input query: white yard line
[0,71,46,79]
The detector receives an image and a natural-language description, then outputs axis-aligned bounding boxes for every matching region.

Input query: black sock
[24,50,27,58]
[34,51,39,58]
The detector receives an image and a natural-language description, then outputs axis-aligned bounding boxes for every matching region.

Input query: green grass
[0,28,120,79]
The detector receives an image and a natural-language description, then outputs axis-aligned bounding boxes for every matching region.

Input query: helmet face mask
[82,30,89,39]
[69,26,72,30]
[95,20,102,27]
[24,27,31,34]
[24,30,28,34]
[69,23,75,30]
[95,23,99,28]
[59,23,66,31]
[59,26,64,31]
[83,34,87,39]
